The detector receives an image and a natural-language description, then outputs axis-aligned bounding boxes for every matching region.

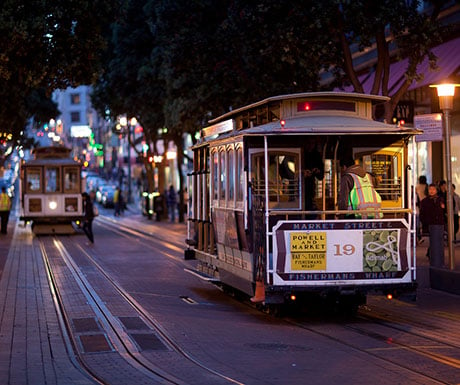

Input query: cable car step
[184,268,220,282]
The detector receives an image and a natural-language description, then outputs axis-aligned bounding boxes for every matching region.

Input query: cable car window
[228,148,234,202]
[236,147,244,202]
[64,167,80,193]
[45,167,61,193]
[219,151,226,200]
[26,167,41,193]
[250,150,300,209]
[212,151,218,201]
[361,152,402,204]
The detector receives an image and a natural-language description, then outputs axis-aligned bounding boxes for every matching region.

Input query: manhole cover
[79,334,112,353]
[119,316,149,331]
[72,318,101,333]
[130,333,168,351]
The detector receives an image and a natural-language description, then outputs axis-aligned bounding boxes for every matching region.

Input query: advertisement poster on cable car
[272,219,411,285]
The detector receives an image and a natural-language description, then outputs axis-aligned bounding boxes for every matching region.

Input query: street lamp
[119,116,138,204]
[430,83,459,270]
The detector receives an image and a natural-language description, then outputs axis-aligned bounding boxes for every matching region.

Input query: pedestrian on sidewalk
[420,183,445,260]
[453,184,460,242]
[82,192,95,244]
[415,175,428,243]
[114,186,124,216]
[0,187,11,234]
[167,185,177,222]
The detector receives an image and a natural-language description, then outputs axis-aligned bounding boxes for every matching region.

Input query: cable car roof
[195,114,420,148]
[23,158,81,167]
[197,92,420,146]
[208,91,390,125]
[242,114,419,135]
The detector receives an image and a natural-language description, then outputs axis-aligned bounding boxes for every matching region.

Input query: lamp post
[431,83,459,270]
[119,116,137,204]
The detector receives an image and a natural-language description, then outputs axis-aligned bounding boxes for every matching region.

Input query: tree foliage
[96,0,448,135]
[324,0,446,121]
[0,0,119,153]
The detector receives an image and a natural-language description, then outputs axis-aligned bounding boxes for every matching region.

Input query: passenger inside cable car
[303,138,324,216]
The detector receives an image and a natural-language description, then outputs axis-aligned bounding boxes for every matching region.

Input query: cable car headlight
[49,200,58,210]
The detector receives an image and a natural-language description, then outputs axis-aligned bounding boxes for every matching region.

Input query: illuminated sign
[414,113,443,142]
[71,125,92,138]
[202,119,234,139]
[290,232,327,270]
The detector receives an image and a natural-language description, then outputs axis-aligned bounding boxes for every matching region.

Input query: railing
[269,208,412,220]
[376,178,402,201]
[251,179,300,200]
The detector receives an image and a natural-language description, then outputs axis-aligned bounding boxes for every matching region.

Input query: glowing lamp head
[49,200,58,210]
[280,119,286,128]
[434,84,456,97]
[430,83,460,110]
[386,293,393,300]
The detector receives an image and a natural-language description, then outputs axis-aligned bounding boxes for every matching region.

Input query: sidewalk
[415,236,460,295]
[0,220,95,385]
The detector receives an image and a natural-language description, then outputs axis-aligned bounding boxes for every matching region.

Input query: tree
[323,0,446,121]
[92,0,167,200]
[0,0,119,154]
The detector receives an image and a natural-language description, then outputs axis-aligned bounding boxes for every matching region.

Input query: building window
[70,93,81,104]
[70,111,80,123]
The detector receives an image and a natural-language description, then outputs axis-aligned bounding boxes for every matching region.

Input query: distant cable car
[20,146,84,234]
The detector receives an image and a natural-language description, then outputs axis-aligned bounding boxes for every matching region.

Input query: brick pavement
[0,220,96,385]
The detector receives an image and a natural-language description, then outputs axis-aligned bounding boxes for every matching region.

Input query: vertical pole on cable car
[333,141,339,215]
[411,137,418,282]
[250,136,269,303]
[263,136,270,284]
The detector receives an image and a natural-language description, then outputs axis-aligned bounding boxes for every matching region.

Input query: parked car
[100,185,116,208]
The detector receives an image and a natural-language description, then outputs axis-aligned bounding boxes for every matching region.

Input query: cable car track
[283,309,460,384]
[38,234,243,385]
[97,215,185,254]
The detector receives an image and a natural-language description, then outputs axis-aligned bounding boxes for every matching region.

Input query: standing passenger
[0,187,11,234]
[338,156,382,219]
[303,140,324,215]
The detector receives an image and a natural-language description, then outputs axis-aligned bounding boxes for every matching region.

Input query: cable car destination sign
[272,219,410,283]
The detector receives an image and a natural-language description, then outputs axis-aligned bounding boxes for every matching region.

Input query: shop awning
[337,37,460,93]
